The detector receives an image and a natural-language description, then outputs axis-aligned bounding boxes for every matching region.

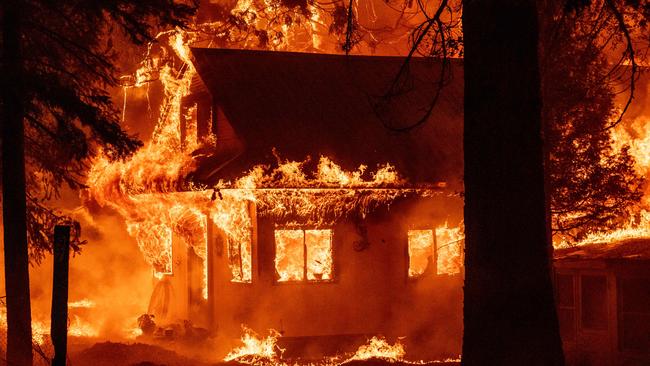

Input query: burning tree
[1,1,195,364]
[541,0,648,243]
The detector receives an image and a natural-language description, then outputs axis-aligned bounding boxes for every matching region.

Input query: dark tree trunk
[462,0,564,365]
[1,1,34,365]
[51,226,71,366]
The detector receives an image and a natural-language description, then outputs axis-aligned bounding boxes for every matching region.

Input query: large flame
[560,117,650,247]
[82,4,460,345]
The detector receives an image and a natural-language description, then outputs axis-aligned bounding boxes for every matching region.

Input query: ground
[63,341,460,366]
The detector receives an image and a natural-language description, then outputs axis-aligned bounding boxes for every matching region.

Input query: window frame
[406,229,436,280]
[273,227,335,284]
[226,234,253,284]
[617,275,650,352]
[579,274,609,332]
[406,227,464,280]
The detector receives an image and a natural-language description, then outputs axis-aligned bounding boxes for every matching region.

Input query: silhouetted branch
[374,0,453,132]
[603,0,637,130]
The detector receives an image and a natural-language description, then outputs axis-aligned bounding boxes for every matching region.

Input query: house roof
[189,48,464,189]
[554,238,650,261]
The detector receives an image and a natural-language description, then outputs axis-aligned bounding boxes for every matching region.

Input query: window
[581,275,608,330]
[618,277,650,351]
[227,236,252,283]
[435,226,463,275]
[408,230,434,277]
[555,274,576,341]
[274,229,333,282]
[407,228,463,278]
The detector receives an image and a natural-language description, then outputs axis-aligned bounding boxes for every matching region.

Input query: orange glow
[556,117,650,248]
[408,224,464,277]
[305,229,333,281]
[436,223,464,275]
[348,336,405,361]
[224,325,284,363]
[81,20,457,350]
[274,229,333,282]
[408,230,434,277]
[0,306,99,346]
[275,230,305,281]
[228,235,253,283]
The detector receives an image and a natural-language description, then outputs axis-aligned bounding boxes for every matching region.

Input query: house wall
[554,260,650,366]
[208,195,464,359]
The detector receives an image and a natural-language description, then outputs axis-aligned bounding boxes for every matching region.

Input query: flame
[305,229,333,281]
[0,306,99,347]
[347,336,405,362]
[435,223,464,275]
[68,315,100,338]
[274,229,333,282]
[560,117,650,248]
[68,298,95,309]
[408,230,434,277]
[274,229,306,281]
[408,224,464,277]
[83,17,458,345]
[224,326,284,364]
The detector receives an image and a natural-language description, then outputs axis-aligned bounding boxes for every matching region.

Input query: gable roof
[190,48,464,189]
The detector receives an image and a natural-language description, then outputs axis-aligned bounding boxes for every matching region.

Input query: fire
[408,230,434,277]
[559,117,650,248]
[68,315,100,338]
[347,336,405,362]
[224,326,284,364]
[222,328,458,365]
[274,229,333,281]
[68,298,96,309]
[82,9,461,345]
[274,229,306,281]
[435,223,464,275]
[408,224,464,277]
[89,34,442,289]
[0,305,99,347]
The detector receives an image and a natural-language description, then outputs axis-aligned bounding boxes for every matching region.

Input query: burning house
[123,48,466,358]
[83,44,650,364]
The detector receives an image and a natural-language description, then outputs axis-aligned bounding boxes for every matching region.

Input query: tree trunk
[461,0,564,365]
[1,0,34,365]
[51,226,71,366]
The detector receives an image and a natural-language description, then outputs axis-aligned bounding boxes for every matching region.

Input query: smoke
[27,187,154,341]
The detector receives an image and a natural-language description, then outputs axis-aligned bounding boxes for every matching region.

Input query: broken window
[408,230,434,278]
[435,227,463,275]
[274,229,333,282]
[408,227,463,278]
[227,236,252,283]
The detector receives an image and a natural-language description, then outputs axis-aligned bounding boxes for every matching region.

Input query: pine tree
[1,1,196,364]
